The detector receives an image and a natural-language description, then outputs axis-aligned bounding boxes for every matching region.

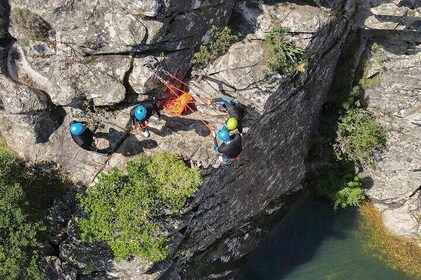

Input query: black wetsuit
[70,121,96,151]
[130,100,161,127]
[216,99,245,133]
[215,133,242,159]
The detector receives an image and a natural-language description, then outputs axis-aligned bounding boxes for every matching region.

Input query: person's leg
[150,112,160,121]
[91,136,99,150]
[218,155,229,164]
[141,127,150,137]
[237,121,243,134]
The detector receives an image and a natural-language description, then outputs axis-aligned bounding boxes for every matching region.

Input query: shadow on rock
[149,115,211,137]
[95,127,158,157]
[116,136,158,157]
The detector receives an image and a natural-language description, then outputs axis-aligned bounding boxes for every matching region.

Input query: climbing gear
[229,151,243,161]
[70,122,85,136]
[226,118,238,131]
[214,101,228,112]
[151,68,214,132]
[163,92,194,116]
[214,146,219,153]
[217,129,230,142]
[134,105,147,121]
[135,121,149,130]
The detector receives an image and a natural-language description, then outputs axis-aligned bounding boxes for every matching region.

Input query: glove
[221,96,230,102]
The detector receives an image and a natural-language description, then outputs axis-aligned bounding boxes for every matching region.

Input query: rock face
[357,1,421,242]
[0,0,238,183]
[6,0,411,279]
[168,1,358,277]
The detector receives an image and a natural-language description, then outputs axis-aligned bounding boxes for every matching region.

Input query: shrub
[11,7,51,41]
[334,108,386,166]
[77,152,202,261]
[0,149,44,280]
[316,161,365,210]
[264,25,305,73]
[193,26,238,69]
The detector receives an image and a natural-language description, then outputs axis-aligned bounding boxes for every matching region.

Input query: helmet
[225,118,238,131]
[70,122,85,136]
[134,105,147,121]
[217,129,230,142]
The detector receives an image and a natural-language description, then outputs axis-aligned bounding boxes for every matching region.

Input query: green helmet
[226,118,238,131]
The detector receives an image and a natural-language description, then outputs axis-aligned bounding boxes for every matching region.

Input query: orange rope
[163,93,193,116]
[162,81,214,132]
[164,71,213,105]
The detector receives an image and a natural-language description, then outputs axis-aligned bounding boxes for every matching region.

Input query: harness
[136,121,149,130]
[228,151,243,161]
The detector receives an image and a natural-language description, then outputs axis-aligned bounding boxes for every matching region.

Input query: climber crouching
[212,128,242,164]
[130,99,161,137]
[213,96,245,134]
[69,121,108,154]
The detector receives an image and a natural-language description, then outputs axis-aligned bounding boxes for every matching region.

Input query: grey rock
[44,256,78,280]
[59,239,113,274]
[115,0,160,17]
[359,3,421,241]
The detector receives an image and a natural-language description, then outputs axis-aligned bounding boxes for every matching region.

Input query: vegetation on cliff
[309,85,386,210]
[77,152,202,261]
[264,25,305,74]
[193,26,238,69]
[334,103,386,166]
[0,148,43,280]
[0,136,71,279]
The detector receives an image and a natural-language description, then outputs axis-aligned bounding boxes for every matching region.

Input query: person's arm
[152,102,161,117]
[213,137,219,148]
[237,121,243,134]
[223,99,235,111]
[212,130,219,153]
[129,107,136,127]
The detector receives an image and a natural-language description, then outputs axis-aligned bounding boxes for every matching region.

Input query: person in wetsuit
[69,121,97,152]
[214,97,245,134]
[213,128,242,163]
[130,100,161,137]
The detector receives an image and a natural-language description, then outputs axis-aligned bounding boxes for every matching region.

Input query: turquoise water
[239,192,414,280]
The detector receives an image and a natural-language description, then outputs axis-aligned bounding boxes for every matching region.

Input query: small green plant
[316,161,365,210]
[193,26,238,69]
[341,85,362,110]
[333,179,364,210]
[334,108,386,166]
[74,99,108,130]
[77,152,202,261]
[264,25,305,73]
[11,7,51,41]
[309,83,386,210]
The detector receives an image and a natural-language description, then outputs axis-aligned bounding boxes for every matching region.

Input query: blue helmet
[70,122,85,136]
[217,129,230,142]
[134,105,147,121]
